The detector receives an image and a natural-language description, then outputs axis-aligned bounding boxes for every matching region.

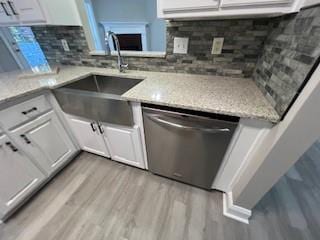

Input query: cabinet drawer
[160,0,219,13]
[221,0,293,8]
[0,95,52,130]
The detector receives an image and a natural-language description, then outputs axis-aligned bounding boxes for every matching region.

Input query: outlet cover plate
[212,37,224,55]
[174,37,189,54]
[61,39,70,52]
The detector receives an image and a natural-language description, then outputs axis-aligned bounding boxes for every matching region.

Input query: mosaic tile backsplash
[253,6,320,116]
[32,19,271,78]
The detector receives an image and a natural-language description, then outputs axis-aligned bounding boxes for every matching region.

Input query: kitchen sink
[53,75,143,126]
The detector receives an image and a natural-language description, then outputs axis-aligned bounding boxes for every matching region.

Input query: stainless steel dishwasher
[142,105,239,189]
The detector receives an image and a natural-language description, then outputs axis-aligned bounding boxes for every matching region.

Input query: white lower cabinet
[0,134,46,217]
[65,114,146,169]
[66,115,110,158]
[102,124,145,169]
[11,111,77,175]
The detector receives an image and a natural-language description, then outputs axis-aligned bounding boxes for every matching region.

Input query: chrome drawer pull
[5,142,18,152]
[98,122,104,134]
[0,2,11,16]
[20,134,31,144]
[22,107,38,115]
[90,122,97,132]
[7,1,17,15]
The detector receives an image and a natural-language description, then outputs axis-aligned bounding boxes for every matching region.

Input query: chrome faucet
[100,25,128,73]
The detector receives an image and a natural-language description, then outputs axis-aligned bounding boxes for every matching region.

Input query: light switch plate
[61,39,70,52]
[211,37,224,55]
[174,37,189,54]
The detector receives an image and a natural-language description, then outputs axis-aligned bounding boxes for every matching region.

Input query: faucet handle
[120,63,129,72]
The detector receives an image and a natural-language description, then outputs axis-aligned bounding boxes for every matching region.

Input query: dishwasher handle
[147,114,230,133]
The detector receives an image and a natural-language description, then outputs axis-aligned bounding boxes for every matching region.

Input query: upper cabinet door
[0,1,19,24]
[9,0,46,23]
[220,0,293,8]
[158,0,219,18]
[11,111,77,175]
[161,0,219,12]
[0,134,45,215]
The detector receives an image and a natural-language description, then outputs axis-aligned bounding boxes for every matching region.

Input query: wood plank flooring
[1,144,320,240]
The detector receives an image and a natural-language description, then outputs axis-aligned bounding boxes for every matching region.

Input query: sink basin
[53,75,143,126]
[64,75,143,95]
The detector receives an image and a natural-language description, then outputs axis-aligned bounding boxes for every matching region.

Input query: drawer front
[0,95,52,130]
[161,0,219,13]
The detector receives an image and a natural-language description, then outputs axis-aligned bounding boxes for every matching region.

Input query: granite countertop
[0,66,280,123]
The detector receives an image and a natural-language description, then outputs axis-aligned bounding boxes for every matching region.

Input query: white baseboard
[223,192,251,224]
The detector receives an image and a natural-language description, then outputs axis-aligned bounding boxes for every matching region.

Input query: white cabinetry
[65,113,146,169]
[0,134,45,216]
[157,0,304,19]
[0,1,18,24]
[103,124,145,169]
[158,0,219,15]
[0,0,81,26]
[0,94,78,221]
[221,0,293,7]
[11,111,77,175]
[11,0,46,23]
[66,115,110,158]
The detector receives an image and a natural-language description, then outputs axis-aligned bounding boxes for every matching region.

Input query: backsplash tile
[253,6,320,116]
[32,19,271,78]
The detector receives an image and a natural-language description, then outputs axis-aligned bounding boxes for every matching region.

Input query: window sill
[89,50,166,58]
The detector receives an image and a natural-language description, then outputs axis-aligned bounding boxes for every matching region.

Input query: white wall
[303,0,320,7]
[231,62,320,210]
[92,0,166,51]
[0,36,20,73]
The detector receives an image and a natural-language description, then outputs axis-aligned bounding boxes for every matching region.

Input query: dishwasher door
[143,107,238,189]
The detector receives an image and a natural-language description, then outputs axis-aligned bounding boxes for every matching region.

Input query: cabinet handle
[20,134,31,144]
[90,122,97,132]
[98,122,104,134]
[0,2,11,16]
[7,1,17,15]
[5,142,18,152]
[22,107,38,115]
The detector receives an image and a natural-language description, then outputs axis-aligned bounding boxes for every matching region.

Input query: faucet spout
[100,24,128,73]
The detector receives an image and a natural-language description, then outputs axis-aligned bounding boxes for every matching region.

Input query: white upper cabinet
[159,0,219,16]
[0,1,18,24]
[221,0,293,8]
[157,0,305,19]
[10,0,46,23]
[11,111,77,175]
[0,134,45,216]
[0,0,82,26]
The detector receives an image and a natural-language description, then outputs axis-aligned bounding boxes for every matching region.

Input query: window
[9,26,50,72]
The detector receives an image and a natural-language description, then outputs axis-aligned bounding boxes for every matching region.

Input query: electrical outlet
[211,37,224,55]
[173,37,189,54]
[61,39,70,52]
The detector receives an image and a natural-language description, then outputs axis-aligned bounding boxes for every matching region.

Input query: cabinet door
[102,124,145,169]
[11,111,77,175]
[0,1,18,24]
[0,134,45,215]
[159,0,219,14]
[10,0,46,23]
[221,0,292,8]
[66,115,110,158]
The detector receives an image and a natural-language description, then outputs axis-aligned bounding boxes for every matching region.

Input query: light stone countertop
[0,65,280,123]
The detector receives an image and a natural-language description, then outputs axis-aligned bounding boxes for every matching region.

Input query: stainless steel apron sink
[53,75,143,126]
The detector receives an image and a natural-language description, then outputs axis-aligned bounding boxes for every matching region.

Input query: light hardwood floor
[1,145,320,240]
